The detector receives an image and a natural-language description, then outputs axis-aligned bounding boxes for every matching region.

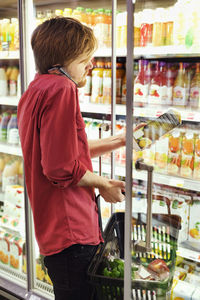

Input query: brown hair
[31,17,97,74]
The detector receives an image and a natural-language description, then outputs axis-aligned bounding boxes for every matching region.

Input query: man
[18,17,126,300]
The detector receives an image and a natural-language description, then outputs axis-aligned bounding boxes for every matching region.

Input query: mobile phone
[133,109,182,151]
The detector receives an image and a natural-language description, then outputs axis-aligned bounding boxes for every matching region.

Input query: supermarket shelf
[95,46,200,58]
[0,142,22,156]
[0,96,19,106]
[92,160,200,191]
[177,246,200,263]
[0,51,19,59]
[80,103,200,122]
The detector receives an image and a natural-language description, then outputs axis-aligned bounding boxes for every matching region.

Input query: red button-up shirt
[17,73,103,256]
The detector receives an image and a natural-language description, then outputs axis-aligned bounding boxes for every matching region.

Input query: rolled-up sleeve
[39,85,87,188]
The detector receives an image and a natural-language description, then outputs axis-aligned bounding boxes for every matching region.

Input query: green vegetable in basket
[103,267,112,277]
[111,267,121,278]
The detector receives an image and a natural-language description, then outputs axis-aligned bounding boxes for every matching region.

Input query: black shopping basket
[88,211,181,300]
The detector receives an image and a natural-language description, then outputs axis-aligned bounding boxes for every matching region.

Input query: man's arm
[88,133,125,158]
[77,170,125,203]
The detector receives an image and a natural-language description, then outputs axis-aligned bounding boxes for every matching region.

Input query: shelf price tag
[169,178,184,188]
[186,112,195,121]
[155,110,163,117]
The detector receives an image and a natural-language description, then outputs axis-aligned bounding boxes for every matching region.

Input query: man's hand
[98,179,125,203]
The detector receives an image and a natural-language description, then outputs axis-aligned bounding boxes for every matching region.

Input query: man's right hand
[98,179,125,203]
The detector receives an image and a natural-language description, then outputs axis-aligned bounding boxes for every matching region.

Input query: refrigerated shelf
[177,246,200,263]
[0,96,19,106]
[0,142,22,156]
[80,103,200,122]
[92,160,200,192]
[0,51,19,59]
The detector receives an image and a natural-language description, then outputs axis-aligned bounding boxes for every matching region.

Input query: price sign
[169,178,184,188]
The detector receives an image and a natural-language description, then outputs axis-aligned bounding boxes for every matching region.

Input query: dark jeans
[44,244,98,300]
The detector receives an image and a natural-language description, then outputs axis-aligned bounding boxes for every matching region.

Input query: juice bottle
[121,73,126,105]
[9,18,19,51]
[173,0,187,46]
[180,131,195,178]
[9,67,19,96]
[85,8,93,29]
[155,137,169,173]
[0,153,5,186]
[149,61,167,105]
[1,19,10,51]
[116,12,122,49]
[193,133,200,179]
[63,8,72,17]
[134,12,141,47]
[105,9,112,48]
[91,59,104,103]
[189,63,200,108]
[165,7,174,46]
[134,59,149,106]
[102,60,112,104]
[0,112,10,141]
[152,8,166,47]
[36,11,44,26]
[93,9,107,48]
[159,62,168,106]
[140,9,150,47]
[173,62,189,107]
[84,63,92,103]
[167,129,182,175]
[54,9,63,17]
[2,158,19,192]
[120,12,127,49]
[165,63,174,106]
[7,113,19,145]
[0,68,8,96]
[45,10,53,20]
[116,61,125,104]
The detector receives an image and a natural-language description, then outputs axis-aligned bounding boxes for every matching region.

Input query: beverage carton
[155,137,169,173]
[10,235,25,271]
[193,133,200,179]
[133,109,181,151]
[167,129,182,175]
[188,201,200,250]
[180,131,195,178]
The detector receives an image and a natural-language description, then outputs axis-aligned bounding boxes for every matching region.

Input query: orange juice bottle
[102,60,112,104]
[152,8,166,47]
[85,8,93,29]
[190,63,200,109]
[63,8,72,17]
[45,10,53,20]
[134,12,141,47]
[72,7,86,25]
[180,131,195,178]
[167,129,182,175]
[91,59,104,103]
[9,18,19,51]
[36,11,44,26]
[116,62,125,104]
[1,18,10,51]
[165,7,174,45]
[93,9,107,49]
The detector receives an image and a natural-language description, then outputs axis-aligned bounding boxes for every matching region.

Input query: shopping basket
[88,211,181,300]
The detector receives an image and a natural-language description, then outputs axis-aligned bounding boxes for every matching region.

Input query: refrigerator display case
[0,0,200,299]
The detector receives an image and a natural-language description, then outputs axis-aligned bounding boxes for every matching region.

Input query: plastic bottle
[7,113,19,145]
[152,8,166,47]
[93,9,107,48]
[116,61,125,104]
[189,63,200,108]
[149,61,167,105]
[173,62,189,107]
[1,19,10,51]
[134,60,149,106]
[85,8,93,29]
[9,18,19,51]
[165,63,174,106]
[119,12,127,49]
[9,67,19,96]
[54,9,63,17]
[91,59,104,103]
[45,10,53,20]
[0,112,10,142]
[84,63,93,103]
[102,60,112,104]
[63,8,72,17]
[173,0,188,46]
[72,7,86,25]
[121,74,126,105]
[0,68,8,96]
[165,7,174,46]
[140,10,149,47]
[134,12,141,47]
[116,12,122,49]
[2,158,19,192]
[105,9,112,48]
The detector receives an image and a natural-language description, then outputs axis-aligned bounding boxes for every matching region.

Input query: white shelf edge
[94,46,200,58]
[177,246,200,263]
[0,51,19,59]
[0,142,22,156]
[80,103,200,122]
[0,96,19,106]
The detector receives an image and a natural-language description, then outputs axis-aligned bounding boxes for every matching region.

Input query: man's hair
[31,17,97,74]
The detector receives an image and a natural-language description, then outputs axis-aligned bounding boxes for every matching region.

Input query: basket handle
[135,159,154,252]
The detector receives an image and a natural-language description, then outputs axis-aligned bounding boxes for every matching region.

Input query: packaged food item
[173,63,189,107]
[170,279,196,299]
[9,67,19,96]
[0,112,10,141]
[152,8,166,47]
[133,109,181,151]
[189,63,200,108]
[2,158,19,192]
[167,129,182,175]
[0,68,8,96]
[180,131,195,178]
[0,231,12,265]
[116,61,125,104]
[91,59,104,104]
[102,60,111,104]
[188,201,200,250]
[10,236,25,271]
[134,60,149,106]
[7,113,19,145]
[155,137,169,173]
